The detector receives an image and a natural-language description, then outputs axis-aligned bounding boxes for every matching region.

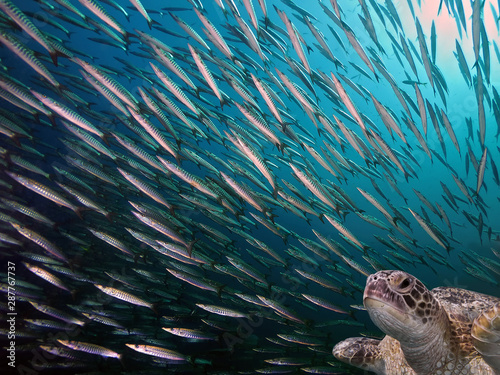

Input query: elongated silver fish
[0,0,60,64]
[125,344,189,361]
[58,340,121,359]
[0,31,60,88]
[94,284,155,311]
[6,172,80,216]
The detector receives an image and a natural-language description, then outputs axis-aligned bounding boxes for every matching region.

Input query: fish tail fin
[149,19,161,30]
[318,213,325,223]
[348,310,357,321]
[304,319,315,328]
[392,217,400,226]
[67,259,75,273]
[124,32,135,45]
[74,207,84,220]
[278,142,289,154]
[220,97,229,109]
[105,212,116,223]
[272,184,279,199]
[47,112,57,127]
[280,122,288,132]
[429,264,438,275]
[118,354,125,369]
[151,303,159,316]
[55,83,70,95]
[216,285,226,299]
[268,212,278,224]
[52,221,61,231]
[262,58,270,69]
[418,255,428,266]
[169,205,178,217]
[49,51,59,67]
[9,135,21,147]
[266,282,274,293]
[264,16,270,29]
[174,137,182,150]
[101,133,112,146]
[472,59,479,70]
[32,112,42,125]
[174,152,183,166]
[187,239,199,258]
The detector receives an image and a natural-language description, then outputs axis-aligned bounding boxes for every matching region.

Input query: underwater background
[0,0,499,373]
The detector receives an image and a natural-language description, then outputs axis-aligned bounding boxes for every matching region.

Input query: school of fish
[0,0,499,373]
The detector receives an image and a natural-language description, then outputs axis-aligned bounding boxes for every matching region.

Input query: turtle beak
[364,296,411,323]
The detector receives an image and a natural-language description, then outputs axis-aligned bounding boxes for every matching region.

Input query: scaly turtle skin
[333,270,500,374]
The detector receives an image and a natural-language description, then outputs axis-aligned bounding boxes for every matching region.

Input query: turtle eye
[398,278,411,290]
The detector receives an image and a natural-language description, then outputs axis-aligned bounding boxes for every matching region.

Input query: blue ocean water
[0,0,499,374]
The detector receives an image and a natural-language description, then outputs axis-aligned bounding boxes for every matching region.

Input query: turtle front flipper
[471,302,500,373]
[333,337,385,374]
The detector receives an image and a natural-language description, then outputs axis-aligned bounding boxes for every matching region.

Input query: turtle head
[332,337,385,374]
[363,270,444,343]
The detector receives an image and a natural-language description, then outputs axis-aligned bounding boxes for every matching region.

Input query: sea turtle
[333,270,500,374]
